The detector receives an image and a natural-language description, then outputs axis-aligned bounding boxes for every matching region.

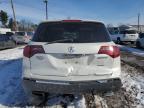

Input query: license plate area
[63,54,85,64]
[63,54,83,58]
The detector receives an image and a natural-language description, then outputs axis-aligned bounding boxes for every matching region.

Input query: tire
[136,41,141,48]
[116,38,122,44]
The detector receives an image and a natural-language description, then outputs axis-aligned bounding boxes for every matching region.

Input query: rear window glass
[33,22,111,43]
[120,30,137,34]
[27,32,34,36]
[15,32,25,36]
[107,27,119,35]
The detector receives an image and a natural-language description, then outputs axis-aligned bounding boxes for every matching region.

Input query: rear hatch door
[30,42,114,77]
[29,21,114,77]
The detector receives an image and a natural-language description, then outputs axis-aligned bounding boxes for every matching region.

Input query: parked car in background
[23,20,122,105]
[0,32,16,50]
[136,33,144,48]
[12,31,26,44]
[109,29,139,44]
[12,31,34,44]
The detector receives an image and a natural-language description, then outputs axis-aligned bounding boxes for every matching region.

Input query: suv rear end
[12,31,26,44]
[12,31,32,44]
[22,20,121,104]
[120,30,139,43]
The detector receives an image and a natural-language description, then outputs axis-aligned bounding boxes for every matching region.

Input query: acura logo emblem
[68,46,74,53]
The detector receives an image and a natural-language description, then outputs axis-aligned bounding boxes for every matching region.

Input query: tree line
[0,10,38,31]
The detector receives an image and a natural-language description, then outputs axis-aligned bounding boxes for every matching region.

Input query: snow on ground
[121,63,144,107]
[0,46,24,67]
[119,45,144,57]
[0,59,27,107]
[0,47,28,107]
[0,46,24,60]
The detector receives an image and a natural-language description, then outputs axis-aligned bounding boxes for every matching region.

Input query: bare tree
[107,23,114,28]
[18,19,37,31]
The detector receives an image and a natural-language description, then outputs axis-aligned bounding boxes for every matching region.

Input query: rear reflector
[62,20,82,22]
[23,45,45,58]
[98,46,120,58]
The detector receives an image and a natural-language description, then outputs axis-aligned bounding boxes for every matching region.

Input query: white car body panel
[23,42,121,81]
[111,33,139,42]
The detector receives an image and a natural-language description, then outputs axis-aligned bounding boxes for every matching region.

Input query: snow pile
[121,64,144,107]
[46,95,86,108]
[0,59,28,107]
[0,46,24,60]
[0,47,28,107]
[0,46,24,67]
[119,45,144,57]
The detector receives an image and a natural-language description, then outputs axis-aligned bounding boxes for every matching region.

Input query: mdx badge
[68,46,74,53]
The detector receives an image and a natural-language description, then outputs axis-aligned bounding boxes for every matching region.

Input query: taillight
[62,20,82,22]
[98,46,120,58]
[23,45,45,58]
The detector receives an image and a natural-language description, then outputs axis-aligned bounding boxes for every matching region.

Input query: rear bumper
[121,39,137,42]
[23,78,122,94]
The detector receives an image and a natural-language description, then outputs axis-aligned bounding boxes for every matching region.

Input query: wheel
[136,41,141,48]
[116,38,122,44]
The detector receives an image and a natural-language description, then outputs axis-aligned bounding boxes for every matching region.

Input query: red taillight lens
[62,20,82,22]
[23,45,45,58]
[98,46,120,58]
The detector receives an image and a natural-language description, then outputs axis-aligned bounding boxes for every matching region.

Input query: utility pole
[10,0,18,31]
[138,13,140,32]
[43,0,48,20]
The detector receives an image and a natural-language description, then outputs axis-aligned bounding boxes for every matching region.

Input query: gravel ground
[103,62,144,108]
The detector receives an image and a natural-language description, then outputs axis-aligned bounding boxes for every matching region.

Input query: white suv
[12,31,34,44]
[110,29,139,44]
[22,20,121,104]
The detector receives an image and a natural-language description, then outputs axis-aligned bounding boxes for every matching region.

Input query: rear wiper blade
[45,38,74,45]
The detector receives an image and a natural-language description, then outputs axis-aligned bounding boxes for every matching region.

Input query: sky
[0,0,144,26]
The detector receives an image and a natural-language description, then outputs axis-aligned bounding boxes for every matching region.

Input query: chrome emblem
[68,46,74,53]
